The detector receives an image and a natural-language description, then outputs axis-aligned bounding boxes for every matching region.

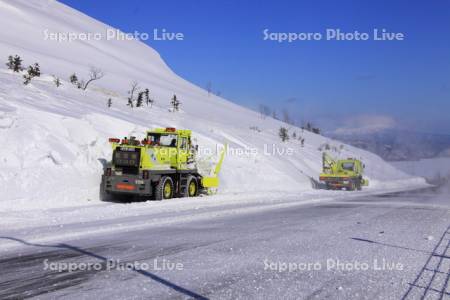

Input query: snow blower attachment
[319,152,369,191]
[199,144,227,195]
[101,128,226,200]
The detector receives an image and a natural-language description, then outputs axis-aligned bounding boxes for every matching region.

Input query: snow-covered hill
[329,129,450,161]
[0,0,425,211]
[392,158,450,183]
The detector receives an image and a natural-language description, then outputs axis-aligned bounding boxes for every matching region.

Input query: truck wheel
[99,178,112,202]
[184,176,198,197]
[155,176,174,200]
[357,177,363,190]
[100,188,112,202]
[347,182,356,191]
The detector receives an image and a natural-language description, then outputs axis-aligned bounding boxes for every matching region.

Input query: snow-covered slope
[392,158,450,183]
[0,0,425,211]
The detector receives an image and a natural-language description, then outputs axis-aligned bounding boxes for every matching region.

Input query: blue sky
[59,0,450,133]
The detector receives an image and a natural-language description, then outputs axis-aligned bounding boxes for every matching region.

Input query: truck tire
[100,187,112,202]
[183,175,198,197]
[100,177,113,202]
[356,180,362,191]
[155,176,174,200]
[356,177,363,190]
[347,181,356,191]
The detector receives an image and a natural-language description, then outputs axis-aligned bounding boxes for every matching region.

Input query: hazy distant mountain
[328,129,450,161]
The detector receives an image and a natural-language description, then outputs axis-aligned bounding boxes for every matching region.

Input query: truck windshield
[342,162,354,171]
[147,133,177,147]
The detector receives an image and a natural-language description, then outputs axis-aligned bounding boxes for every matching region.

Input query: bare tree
[127,81,139,107]
[82,66,104,90]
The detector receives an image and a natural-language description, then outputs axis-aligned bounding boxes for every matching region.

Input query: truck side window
[181,137,187,150]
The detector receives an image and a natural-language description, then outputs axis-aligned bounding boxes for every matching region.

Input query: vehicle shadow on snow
[0,236,209,300]
[100,191,149,204]
[350,237,430,255]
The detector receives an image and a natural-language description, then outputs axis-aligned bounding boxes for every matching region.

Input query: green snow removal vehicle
[319,152,369,191]
[101,127,226,200]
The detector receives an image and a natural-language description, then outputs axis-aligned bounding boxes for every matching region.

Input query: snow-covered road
[0,187,449,299]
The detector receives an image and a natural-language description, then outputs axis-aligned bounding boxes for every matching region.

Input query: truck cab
[140,128,195,171]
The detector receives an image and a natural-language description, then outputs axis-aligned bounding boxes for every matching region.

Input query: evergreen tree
[171,94,180,111]
[12,55,23,72]
[23,74,31,85]
[23,63,41,85]
[136,91,144,107]
[279,127,289,142]
[144,88,153,107]
[6,55,14,70]
[33,63,41,77]
[7,55,23,72]
[69,73,78,85]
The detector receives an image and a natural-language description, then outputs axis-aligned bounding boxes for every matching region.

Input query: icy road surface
[0,187,449,299]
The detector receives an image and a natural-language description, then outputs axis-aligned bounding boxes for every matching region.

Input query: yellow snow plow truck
[100,127,225,200]
[319,152,369,191]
